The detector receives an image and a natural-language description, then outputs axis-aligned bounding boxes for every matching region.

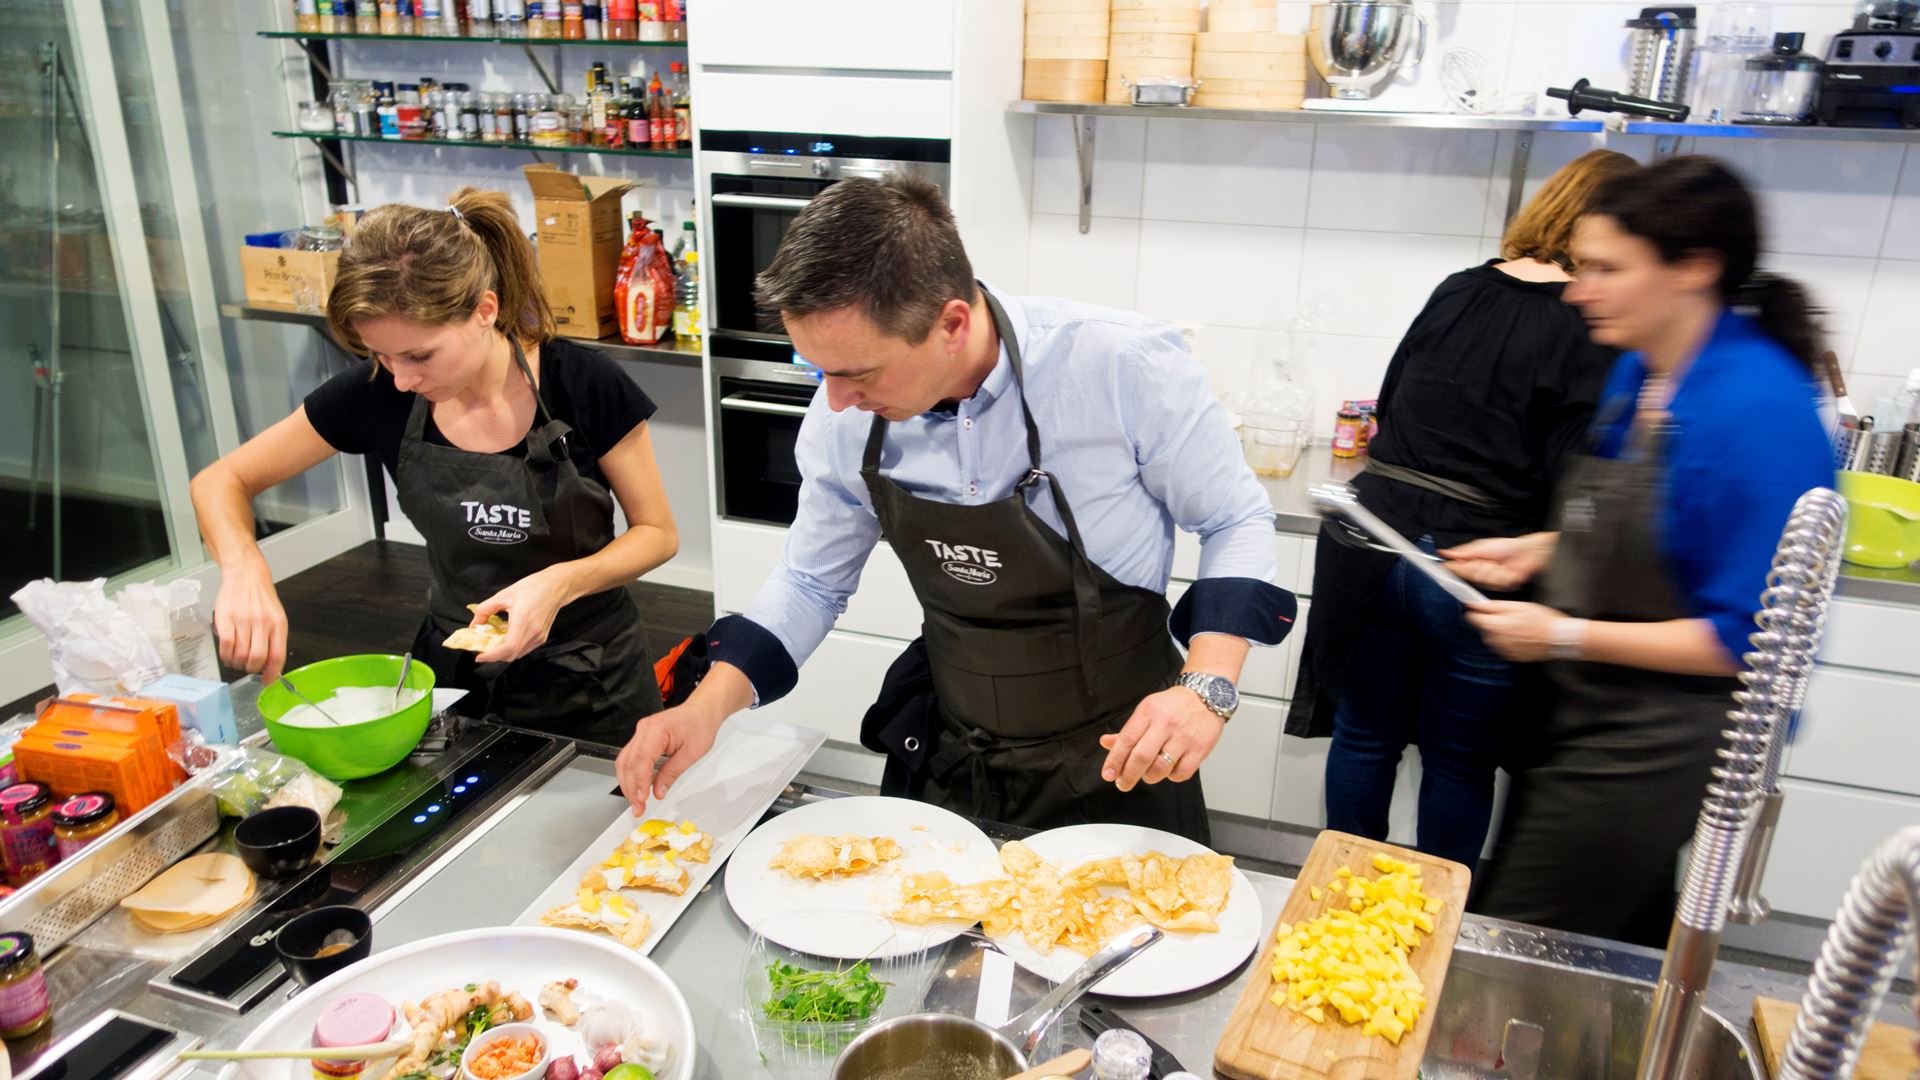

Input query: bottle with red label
[670,61,691,146]
[647,69,669,150]
[615,214,674,345]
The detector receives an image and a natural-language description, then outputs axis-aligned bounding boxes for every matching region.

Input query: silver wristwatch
[1177,672,1239,721]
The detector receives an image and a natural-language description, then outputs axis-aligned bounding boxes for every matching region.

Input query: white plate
[512,715,823,953]
[990,822,1263,998]
[725,796,1001,959]
[222,927,696,1080]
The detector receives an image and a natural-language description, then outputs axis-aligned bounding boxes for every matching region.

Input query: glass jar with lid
[0,783,58,887]
[1736,32,1823,123]
[0,933,50,1039]
[51,793,117,858]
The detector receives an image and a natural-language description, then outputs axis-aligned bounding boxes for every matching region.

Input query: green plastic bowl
[1838,471,1920,569]
[257,654,436,780]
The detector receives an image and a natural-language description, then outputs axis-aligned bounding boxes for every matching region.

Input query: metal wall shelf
[220,301,704,368]
[274,130,692,160]
[261,30,686,47]
[1009,99,1920,232]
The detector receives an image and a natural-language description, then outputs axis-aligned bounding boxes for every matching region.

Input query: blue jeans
[1323,537,1513,870]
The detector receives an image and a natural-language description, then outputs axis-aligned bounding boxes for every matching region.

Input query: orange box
[41,696,185,785]
[14,734,154,814]
[28,727,166,808]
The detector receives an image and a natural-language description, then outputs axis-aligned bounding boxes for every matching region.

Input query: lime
[601,1065,654,1080]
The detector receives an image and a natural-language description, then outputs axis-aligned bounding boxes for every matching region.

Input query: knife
[1080,1000,1185,1079]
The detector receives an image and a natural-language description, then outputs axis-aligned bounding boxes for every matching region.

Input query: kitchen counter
[1274,448,1920,607]
[29,735,1914,1080]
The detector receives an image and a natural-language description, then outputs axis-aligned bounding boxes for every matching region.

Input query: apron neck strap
[860,284,1045,475]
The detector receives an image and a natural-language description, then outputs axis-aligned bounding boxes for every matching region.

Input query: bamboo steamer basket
[1024,59,1108,102]
[1026,0,1107,11]
[1190,88,1307,109]
[1027,34,1114,59]
[1110,0,1199,9]
[1193,76,1308,95]
[1111,8,1202,32]
[1108,30,1197,59]
[1195,30,1304,52]
[1194,49,1308,80]
[1208,6,1279,32]
[1026,78,1109,102]
[1026,11,1109,36]
[1209,0,1277,8]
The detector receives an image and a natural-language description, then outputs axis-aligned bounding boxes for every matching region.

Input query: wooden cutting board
[1752,995,1919,1079]
[1214,831,1471,1080]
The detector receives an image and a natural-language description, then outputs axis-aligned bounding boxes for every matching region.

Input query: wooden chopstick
[180,1040,410,1062]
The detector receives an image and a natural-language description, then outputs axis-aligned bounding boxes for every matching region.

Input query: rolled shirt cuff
[1169,577,1299,647]
[706,614,800,707]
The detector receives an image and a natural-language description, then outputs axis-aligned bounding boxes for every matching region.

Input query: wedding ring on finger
[1158,750,1178,769]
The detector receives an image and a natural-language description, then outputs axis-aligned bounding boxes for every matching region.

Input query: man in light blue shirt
[617,176,1295,840]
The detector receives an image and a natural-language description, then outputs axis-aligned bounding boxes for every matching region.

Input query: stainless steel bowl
[830,1014,1023,1080]
[1308,1,1423,99]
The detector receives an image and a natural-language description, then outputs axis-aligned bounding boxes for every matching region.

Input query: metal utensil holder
[1896,423,1920,483]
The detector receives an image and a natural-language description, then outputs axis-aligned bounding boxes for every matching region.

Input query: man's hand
[616,703,724,815]
[1097,685,1226,792]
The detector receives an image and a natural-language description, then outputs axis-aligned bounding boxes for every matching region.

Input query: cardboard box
[524,164,633,340]
[239,245,340,309]
[136,675,239,746]
[15,732,158,814]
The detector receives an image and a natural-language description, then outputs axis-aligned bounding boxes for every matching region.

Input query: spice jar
[52,793,118,859]
[1332,406,1367,459]
[0,783,58,887]
[0,934,50,1040]
[297,100,336,132]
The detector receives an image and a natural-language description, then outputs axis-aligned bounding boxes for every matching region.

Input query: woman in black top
[1286,150,1639,869]
[190,188,677,745]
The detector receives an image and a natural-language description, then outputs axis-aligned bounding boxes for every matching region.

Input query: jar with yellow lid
[52,793,118,859]
[0,783,59,886]
[0,933,50,1039]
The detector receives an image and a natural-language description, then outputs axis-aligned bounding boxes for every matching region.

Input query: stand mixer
[1304,0,1449,111]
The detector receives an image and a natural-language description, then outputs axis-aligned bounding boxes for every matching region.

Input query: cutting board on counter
[1753,995,1919,1079]
[1214,831,1471,1080]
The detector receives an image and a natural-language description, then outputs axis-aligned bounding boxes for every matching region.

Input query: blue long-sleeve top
[1587,309,1834,661]
[709,289,1298,705]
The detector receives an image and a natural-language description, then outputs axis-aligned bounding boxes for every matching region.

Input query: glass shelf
[274,130,692,159]
[261,30,686,47]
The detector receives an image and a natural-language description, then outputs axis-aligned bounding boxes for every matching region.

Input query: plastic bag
[209,746,339,823]
[116,580,219,682]
[10,579,165,695]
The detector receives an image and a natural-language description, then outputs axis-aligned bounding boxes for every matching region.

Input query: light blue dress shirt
[734,290,1284,689]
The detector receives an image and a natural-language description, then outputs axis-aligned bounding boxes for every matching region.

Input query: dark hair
[1586,156,1822,369]
[328,186,555,358]
[752,174,976,341]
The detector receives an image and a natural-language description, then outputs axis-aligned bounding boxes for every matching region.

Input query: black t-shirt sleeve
[552,341,658,458]
[303,364,411,475]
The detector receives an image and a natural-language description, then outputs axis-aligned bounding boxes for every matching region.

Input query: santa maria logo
[925,539,1001,586]
[463,500,532,545]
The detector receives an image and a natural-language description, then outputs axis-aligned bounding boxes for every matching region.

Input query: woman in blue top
[1444,156,1834,946]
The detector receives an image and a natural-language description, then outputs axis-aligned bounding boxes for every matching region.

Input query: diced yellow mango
[1310,886,1323,901]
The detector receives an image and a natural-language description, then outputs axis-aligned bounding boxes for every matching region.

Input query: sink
[1419,946,1762,1079]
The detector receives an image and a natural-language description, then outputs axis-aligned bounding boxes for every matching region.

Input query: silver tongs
[1307,481,1490,606]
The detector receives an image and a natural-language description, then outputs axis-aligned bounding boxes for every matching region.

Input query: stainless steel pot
[829,927,1163,1080]
[1307,2,1426,100]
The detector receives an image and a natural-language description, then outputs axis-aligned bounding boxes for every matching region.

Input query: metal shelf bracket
[1073,114,1095,234]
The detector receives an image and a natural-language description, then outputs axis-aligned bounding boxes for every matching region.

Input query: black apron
[856,289,1209,842]
[1470,417,1737,947]
[396,336,662,748]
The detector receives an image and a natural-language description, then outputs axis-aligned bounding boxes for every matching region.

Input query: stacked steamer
[1194,0,1308,109]
[1107,0,1201,104]
[1024,0,1110,103]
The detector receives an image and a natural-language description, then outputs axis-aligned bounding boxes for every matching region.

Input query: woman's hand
[469,565,575,664]
[1440,532,1558,591]
[213,554,290,683]
[1465,600,1566,662]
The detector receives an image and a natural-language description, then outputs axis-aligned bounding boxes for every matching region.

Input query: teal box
[135,674,239,745]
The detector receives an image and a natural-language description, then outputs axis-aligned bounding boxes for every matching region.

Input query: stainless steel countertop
[1272,449,1920,606]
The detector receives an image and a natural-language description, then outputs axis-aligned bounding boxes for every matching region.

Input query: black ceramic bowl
[235,806,322,879]
[274,904,372,986]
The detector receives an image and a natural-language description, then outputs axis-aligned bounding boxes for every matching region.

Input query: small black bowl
[235,806,321,879]
[274,905,372,987]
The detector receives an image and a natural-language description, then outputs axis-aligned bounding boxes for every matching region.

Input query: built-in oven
[711,335,825,526]
[700,129,951,341]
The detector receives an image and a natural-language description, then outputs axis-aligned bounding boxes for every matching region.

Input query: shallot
[543,1059,580,1080]
[591,1046,623,1074]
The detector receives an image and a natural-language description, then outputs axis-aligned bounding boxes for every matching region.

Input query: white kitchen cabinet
[745,629,901,748]
[1764,778,1920,919]
[693,0,957,71]
[1199,696,1282,821]
[693,71,954,139]
[711,519,924,642]
[1170,531,1311,596]
[1265,723,1420,846]
[1816,596,1920,677]
[1789,666,1920,798]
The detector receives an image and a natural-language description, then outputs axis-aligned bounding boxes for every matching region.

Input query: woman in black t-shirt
[1287,150,1640,870]
[189,188,677,744]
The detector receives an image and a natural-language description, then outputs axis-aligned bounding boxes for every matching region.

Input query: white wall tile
[1846,371,1909,420]
[1294,332,1400,435]
[1481,130,1662,237]
[1853,259,1920,379]
[1140,119,1315,227]
[1504,2,1643,112]
[1765,4,1856,61]
[1709,139,1906,258]
[1031,114,1146,220]
[1306,127,1499,236]
[1026,213,1143,311]
[1297,228,1481,337]
[1190,324,1265,401]
[1761,253,1879,371]
[1884,146,1920,260]
[1135,219,1305,328]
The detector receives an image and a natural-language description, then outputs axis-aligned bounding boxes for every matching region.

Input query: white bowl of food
[461,1023,550,1080]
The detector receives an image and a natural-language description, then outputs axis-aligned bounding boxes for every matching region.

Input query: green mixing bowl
[257,654,436,780]
[1838,471,1920,569]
